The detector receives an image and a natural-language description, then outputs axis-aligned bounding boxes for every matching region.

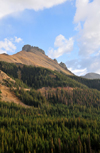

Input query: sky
[0,0,100,76]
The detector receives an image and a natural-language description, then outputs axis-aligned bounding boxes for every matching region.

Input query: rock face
[33,47,45,55]
[22,45,45,55]
[59,62,68,70]
[22,45,31,52]
[53,59,58,63]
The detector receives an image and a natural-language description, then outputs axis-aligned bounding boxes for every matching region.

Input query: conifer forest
[0,61,100,153]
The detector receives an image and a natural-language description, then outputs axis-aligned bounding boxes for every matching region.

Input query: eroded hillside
[0,70,28,107]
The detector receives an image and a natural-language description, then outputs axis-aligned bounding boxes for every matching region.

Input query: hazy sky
[0,0,100,76]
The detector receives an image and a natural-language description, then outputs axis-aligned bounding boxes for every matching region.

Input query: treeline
[0,61,87,89]
[0,101,100,153]
[68,75,100,91]
[1,61,100,91]
[0,61,18,78]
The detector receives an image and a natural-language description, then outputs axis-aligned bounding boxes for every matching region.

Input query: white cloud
[74,0,100,56]
[66,52,100,75]
[74,0,89,23]
[67,0,100,76]
[15,37,22,43]
[0,0,68,19]
[0,37,23,54]
[74,22,81,31]
[0,38,16,54]
[69,67,87,76]
[48,34,74,58]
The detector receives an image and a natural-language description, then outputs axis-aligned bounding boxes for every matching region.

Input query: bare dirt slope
[0,50,73,75]
[0,84,28,107]
[0,70,28,107]
[0,70,15,84]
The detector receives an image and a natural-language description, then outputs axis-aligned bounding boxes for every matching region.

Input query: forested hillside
[68,75,100,91]
[0,61,87,89]
[1,61,100,91]
[0,101,100,153]
[0,61,100,152]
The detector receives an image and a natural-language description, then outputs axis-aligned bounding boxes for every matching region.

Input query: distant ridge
[0,45,73,76]
[82,72,100,79]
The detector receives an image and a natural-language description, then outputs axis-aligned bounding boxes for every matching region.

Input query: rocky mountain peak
[22,45,31,52]
[22,45,45,55]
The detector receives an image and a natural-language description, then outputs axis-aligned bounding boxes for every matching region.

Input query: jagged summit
[22,45,45,55]
[0,45,73,76]
[59,62,68,70]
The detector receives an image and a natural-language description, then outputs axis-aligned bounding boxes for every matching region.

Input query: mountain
[82,72,100,79]
[0,44,73,76]
[1,47,100,152]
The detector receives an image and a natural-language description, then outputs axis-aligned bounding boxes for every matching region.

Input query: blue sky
[0,0,100,76]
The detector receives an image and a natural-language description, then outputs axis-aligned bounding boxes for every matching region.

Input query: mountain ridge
[82,72,100,79]
[0,45,73,76]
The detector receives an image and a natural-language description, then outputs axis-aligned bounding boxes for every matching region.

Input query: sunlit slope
[0,70,28,107]
[0,50,73,75]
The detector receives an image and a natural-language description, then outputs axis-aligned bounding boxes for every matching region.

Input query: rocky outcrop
[59,62,68,70]
[22,45,31,52]
[53,59,58,63]
[33,47,45,55]
[2,53,9,56]
[22,45,45,55]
